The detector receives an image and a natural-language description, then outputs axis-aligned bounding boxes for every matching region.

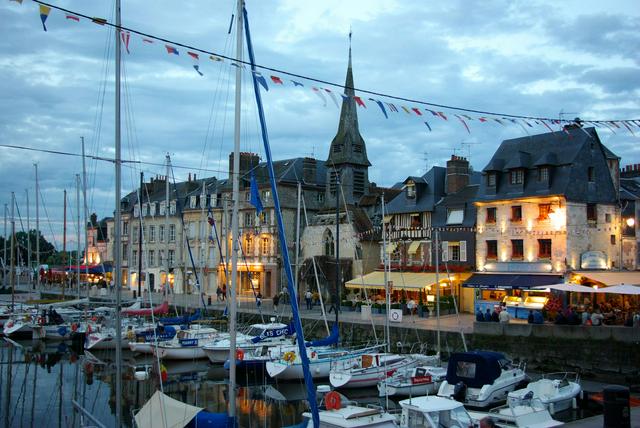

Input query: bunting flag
[142,38,154,44]
[188,52,203,76]
[65,14,80,22]
[249,171,263,215]
[209,54,223,61]
[426,109,439,117]
[39,5,50,31]
[121,31,131,54]
[291,80,304,87]
[539,119,554,133]
[401,106,411,114]
[354,96,366,108]
[10,0,23,3]
[623,122,637,136]
[91,17,107,25]
[270,75,283,84]
[424,121,432,131]
[494,118,505,126]
[252,71,268,91]
[437,111,448,121]
[386,102,398,112]
[371,99,388,118]
[455,114,470,134]
[339,93,349,101]
[411,107,423,116]
[478,117,488,122]
[312,87,327,107]
[324,88,340,108]
[165,45,179,55]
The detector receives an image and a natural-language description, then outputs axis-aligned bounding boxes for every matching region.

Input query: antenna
[559,109,578,123]
[460,141,480,160]
[422,152,430,173]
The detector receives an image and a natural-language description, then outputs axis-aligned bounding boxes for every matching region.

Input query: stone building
[620,163,640,270]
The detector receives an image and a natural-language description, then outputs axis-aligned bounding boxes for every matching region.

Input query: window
[486,240,498,260]
[210,194,218,207]
[446,209,464,225]
[123,221,129,236]
[605,213,611,223]
[190,196,197,208]
[159,250,165,265]
[245,191,251,202]
[122,243,128,260]
[324,229,335,257]
[259,210,270,225]
[159,225,165,242]
[261,190,271,202]
[169,224,176,242]
[317,192,325,203]
[538,239,552,259]
[511,206,522,222]
[538,166,549,182]
[588,167,595,182]
[142,203,148,216]
[245,235,254,254]
[406,181,416,199]
[511,239,524,260]
[410,213,422,228]
[486,207,497,224]
[353,170,365,197]
[168,249,175,265]
[261,237,270,255]
[133,226,139,243]
[244,212,254,227]
[510,169,524,185]
[159,201,166,215]
[143,225,147,241]
[148,250,155,267]
[446,241,467,262]
[132,249,138,264]
[587,204,597,223]
[538,204,551,221]
[610,234,616,245]
[170,201,176,215]
[149,225,156,242]
[487,172,496,187]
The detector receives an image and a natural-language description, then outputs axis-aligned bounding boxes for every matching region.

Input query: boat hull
[154,345,207,360]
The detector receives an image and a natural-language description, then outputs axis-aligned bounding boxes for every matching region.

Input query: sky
[0,0,639,253]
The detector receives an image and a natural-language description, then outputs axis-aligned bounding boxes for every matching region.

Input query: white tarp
[134,390,202,428]
[595,284,640,295]
[532,283,596,293]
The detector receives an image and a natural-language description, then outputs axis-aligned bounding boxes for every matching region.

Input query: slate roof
[432,184,480,228]
[385,167,446,214]
[477,127,619,204]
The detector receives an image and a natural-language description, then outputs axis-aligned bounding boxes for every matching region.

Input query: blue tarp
[186,411,233,428]
[445,351,509,389]
[159,310,201,326]
[305,323,339,347]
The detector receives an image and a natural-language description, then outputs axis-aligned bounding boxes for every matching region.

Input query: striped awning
[346,271,439,290]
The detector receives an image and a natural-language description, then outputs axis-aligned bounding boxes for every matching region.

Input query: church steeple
[326,34,371,206]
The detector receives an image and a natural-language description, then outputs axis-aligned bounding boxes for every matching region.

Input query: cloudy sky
[1,0,639,251]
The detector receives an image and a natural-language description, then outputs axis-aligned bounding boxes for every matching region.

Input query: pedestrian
[491,307,500,322]
[256,291,262,308]
[476,307,485,322]
[222,284,227,301]
[273,292,280,311]
[216,286,222,302]
[633,312,640,328]
[305,289,313,310]
[527,310,534,324]
[533,310,544,324]
[581,307,591,325]
[480,417,496,428]
[591,310,604,326]
[484,308,492,322]
[499,309,510,323]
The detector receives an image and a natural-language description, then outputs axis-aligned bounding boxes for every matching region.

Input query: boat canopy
[121,300,169,316]
[305,323,339,347]
[134,390,202,428]
[445,351,509,389]
[159,309,201,325]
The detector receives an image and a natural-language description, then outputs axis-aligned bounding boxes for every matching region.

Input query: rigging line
[236,234,265,322]
[29,0,640,123]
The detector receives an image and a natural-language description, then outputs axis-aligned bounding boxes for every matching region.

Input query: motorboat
[203,320,292,363]
[397,395,475,428]
[507,372,581,415]
[152,325,221,360]
[85,319,153,350]
[469,399,563,427]
[437,351,528,409]
[377,365,447,397]
[330,351,438,389]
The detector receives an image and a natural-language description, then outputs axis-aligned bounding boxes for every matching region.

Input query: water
[0,340,607,428]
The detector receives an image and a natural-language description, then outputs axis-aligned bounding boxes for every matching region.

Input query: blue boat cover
[137,325,177,342]
[445,351,509,389]
[186,410,233,428]
[159,309,201,326]
[305,323,339,347]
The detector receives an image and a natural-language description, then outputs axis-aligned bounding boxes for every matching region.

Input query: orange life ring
[325,391,341,410]
[236,349,244,361]
[311,351,317,359]
[283,351,296,363]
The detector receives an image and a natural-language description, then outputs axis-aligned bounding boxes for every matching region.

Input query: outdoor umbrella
[594,284,640,295]
[531,283,596,293]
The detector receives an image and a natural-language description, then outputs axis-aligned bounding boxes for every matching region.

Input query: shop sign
[580,251,607,270]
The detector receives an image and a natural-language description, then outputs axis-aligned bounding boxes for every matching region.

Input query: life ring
[325,391,341,410]
[236,349,244,361]
[127,330,135,340]
[283,351,296,363]
[310,351,317,359]
[37,317,45,326]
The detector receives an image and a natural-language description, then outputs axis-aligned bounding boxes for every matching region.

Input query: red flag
[165,45,179,55]
[270,75,283,84]
[354,96,366,107]
[539,120,554,133]
[411,107,423,116]
[142,38,154,44]
[121,31,131,54]
[478,117,488,122]
[66,14,80,22]
[187,52,199,60]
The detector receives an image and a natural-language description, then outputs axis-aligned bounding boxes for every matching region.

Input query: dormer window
[406,181,416,199]
[510,169,524,185]
[487,172,496,187]
[538,166,549,182]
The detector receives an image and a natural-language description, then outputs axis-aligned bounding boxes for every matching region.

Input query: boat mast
[3,203,6,290]
[137,171,143,297]
[35,164,40,292]
[26,189,30,290]
[200,180,206,294]
[165,154,170,296]
[76,174,81,300]
[335,172,340,326]
[435,228,440,355]
[228,0,243,421]
[10,192,15,308]
[294,181,302,297]
[114,0,123,424]
[62,189,66,300]
[382,194,390,352]
[81,137,89,290]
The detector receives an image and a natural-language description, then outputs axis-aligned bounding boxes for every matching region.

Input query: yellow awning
[383,215,393,223]
[407,241,422,255]
[346,271,441,290]
[574,271,640,286]
[385,242,397,254]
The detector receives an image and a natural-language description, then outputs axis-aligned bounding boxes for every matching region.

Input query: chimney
[446,154,469,195]
[193,174,197,181]
[229,152,260,187]
[302,157,317,184]
[188,172,192,182]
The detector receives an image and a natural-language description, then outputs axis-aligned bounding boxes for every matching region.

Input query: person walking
[256,291,262,308]
[273,292,280,311]
[305,289,313,310]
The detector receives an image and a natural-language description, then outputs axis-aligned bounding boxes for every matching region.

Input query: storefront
[463,273,563,319]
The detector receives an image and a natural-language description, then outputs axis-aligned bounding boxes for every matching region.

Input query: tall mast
[10,192,15,308]
[382,194,390,352]
[76,174,81,300]
[34,164,40,292]
[228,0,243,420]
[200,180,206,294]
[62,189,67,300]
[294,181,301,297]
[137,171,143,298]
[114,0,123,424]
[334,172,340,326]
[165,154,170,296]
[26,189,31,289]
[3,203,6,289]
[81,137,89,287]
[435,228,440,355]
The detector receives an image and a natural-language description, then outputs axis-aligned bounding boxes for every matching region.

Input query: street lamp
[620,216,636,270]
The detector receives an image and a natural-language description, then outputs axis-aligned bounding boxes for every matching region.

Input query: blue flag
[250,171,264,214]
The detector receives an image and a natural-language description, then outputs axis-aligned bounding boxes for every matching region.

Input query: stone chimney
[229,152,260,185]
[446,154,470,195]
[302,157,317,184]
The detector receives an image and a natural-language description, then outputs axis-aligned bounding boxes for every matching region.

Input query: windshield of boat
[455,361,476,378]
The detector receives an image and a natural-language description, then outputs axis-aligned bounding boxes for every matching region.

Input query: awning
[346,271,439,290]
[407,241,422,255]
[574,271,640,286]
[463,273,563,290]
[531,283,597,293]
[385,242,397,254]
[383,215,393,223]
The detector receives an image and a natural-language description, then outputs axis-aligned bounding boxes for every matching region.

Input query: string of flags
[19,0,640,137]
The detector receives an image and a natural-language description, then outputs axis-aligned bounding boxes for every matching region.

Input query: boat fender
[325,391,341,411]
[38,316,45,326]
[311,351,317,359]
[71,323,79,332]
[6,321,14,328]
[236,349,244,361]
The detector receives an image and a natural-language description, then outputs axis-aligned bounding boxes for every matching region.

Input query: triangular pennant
[401,106,411,114]
[91,17,107,25]
[65,14,80,22]
[270,75,283,84]
[291,80,304,87]
[354,96,366,107]
[385,102,398,112]
[142,38,154,44]
[193,65,203,76]
[253,72,269,91]
[478,117,488,122]
[165,45,179,55]
[621,121,635,136]
[39,5,51,31]
[324,88,340,108]
[423,121,432,131]
[455,115,470,134]
[312,87,327,107]
[209,55,223,62]
[370,99,388,118]
[411,108,423,116]
[437,111,448,121]
[121,31,131,54]
[539,119,554,133]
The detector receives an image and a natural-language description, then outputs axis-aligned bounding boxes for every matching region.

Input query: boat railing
[541,371,580,385]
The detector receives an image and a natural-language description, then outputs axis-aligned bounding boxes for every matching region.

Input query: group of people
[476,303,511,323]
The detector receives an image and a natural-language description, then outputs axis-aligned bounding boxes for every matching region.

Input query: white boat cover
[134,390,202,428]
